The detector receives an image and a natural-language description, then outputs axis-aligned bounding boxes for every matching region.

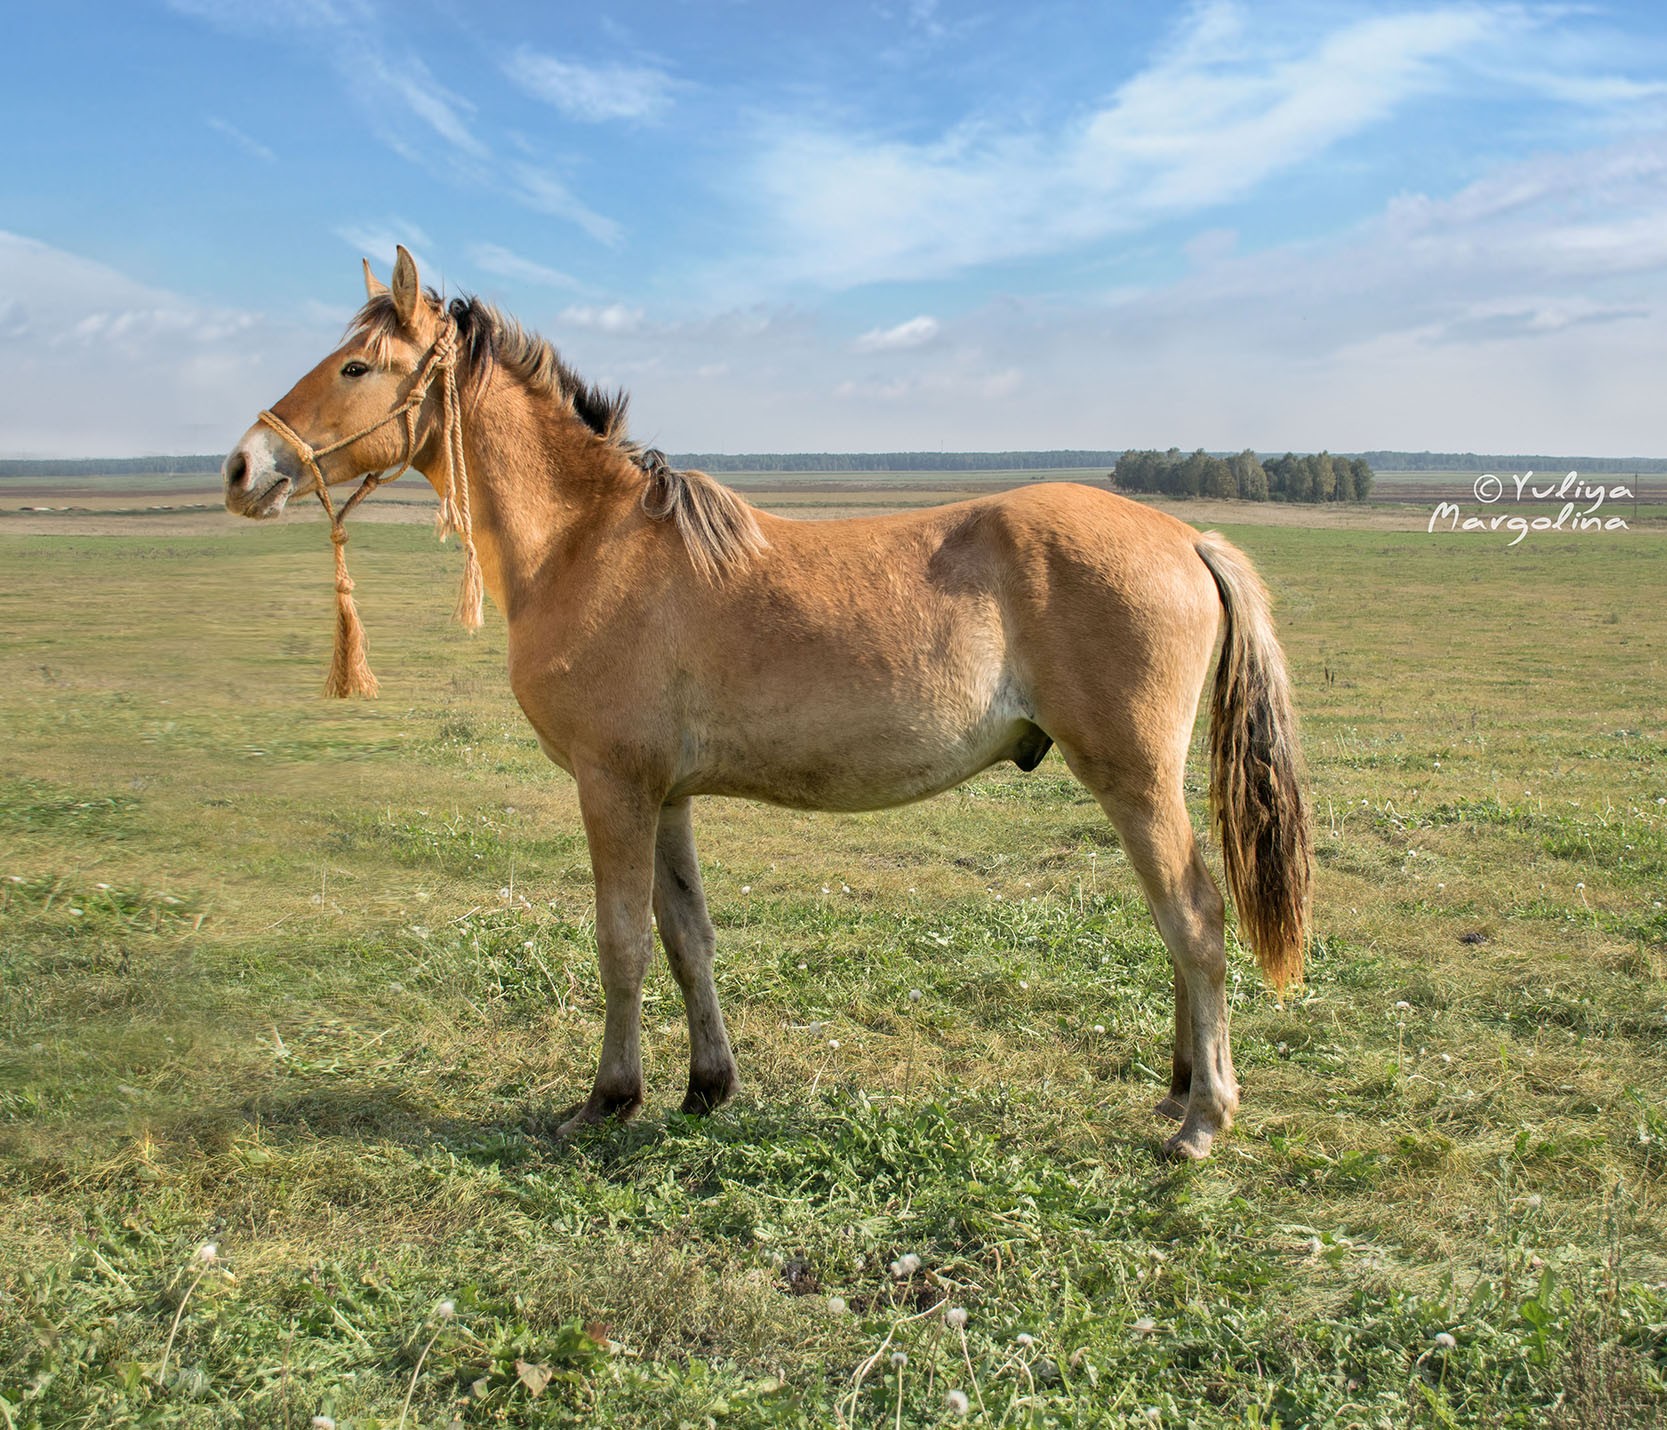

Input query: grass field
[1,489,1665,1427]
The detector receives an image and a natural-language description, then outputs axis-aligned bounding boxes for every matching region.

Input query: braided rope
[255,314,481,697]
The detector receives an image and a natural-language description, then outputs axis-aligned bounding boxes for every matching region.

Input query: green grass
[1,514,1665,1427]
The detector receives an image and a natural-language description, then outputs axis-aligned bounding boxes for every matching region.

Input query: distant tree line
[0,455,226,478]
[1113,449,1373,502]
[1353,451,1667,474]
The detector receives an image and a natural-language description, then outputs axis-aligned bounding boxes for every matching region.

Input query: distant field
[1,493,1663,1426]
[6,463,1663,528]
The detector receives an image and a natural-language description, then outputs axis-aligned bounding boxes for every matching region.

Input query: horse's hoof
[680,1067,738,1116]
[1161,1124,1216,1161]
[1154,1094,1187,1122]
[554,1091,642,1139]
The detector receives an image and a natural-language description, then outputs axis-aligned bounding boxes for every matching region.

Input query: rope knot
[330,525,349,547]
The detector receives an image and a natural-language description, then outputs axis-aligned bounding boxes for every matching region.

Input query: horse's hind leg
[1125,794,1235,1159]
[1156,966,1192,1122]
[654,799,739,1115]
[1071,756,1236,1159]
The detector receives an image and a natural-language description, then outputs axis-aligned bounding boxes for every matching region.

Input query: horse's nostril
[225,450,248,489]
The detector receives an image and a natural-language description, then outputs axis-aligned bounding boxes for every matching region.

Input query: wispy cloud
[205,115,277,163]
[357,52,486,162]
[740,2,1635,288]
[336,221,434,275]
[558,303,646,334]
[467,242,582,290]
[852,315,939,352]
[508,164,624,247]
[169,1,619,245]
[504,46,678,124]
[0,230,331,455]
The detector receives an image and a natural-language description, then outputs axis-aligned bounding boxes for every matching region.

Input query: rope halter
[255,313,483,698]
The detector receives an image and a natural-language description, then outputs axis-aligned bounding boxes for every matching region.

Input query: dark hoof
[680,1067,739,1116]
[555,1088,642,1139]
[1154,1094,1187,1122]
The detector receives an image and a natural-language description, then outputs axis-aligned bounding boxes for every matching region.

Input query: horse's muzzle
[223,428,298,519]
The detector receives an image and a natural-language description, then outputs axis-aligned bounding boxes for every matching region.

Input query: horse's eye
[340,360,370,379]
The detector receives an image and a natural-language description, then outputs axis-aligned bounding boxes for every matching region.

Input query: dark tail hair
[1194,533,1313,991]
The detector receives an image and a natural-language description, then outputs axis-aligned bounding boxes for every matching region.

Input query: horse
[222,246,1312,1160]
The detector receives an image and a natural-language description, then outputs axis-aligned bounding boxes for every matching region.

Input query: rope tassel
[325,526,380,699]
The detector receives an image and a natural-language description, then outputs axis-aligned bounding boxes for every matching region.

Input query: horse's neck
[433,383,635,617]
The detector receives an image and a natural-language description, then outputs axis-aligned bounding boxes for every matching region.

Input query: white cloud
[557,303,646,335]
[467,242,582,290]
[0,232,335,457]
[739,2,1632,289]
[504,46,678,124]
[853,315,939,352]
[507,122,1667,457]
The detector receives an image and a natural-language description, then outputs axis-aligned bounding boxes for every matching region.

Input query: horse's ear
[362,258,389,300]
[391,245,420,328]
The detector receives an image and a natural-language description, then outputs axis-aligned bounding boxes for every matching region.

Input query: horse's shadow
[234,1080,775,1171]
[229,1079,1176,1179]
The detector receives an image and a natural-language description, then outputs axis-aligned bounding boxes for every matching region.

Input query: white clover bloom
[1016,1332,1034,1348]
[827,1296,848,1314]
[1132,1317,1156,1335]
[909,988,923,1004]
[741,885,751,894]
[1433,1331,1455,1349]
[1093,1024,1106,1035]
[945,1307,968,1329]
[436,1299,456,1319]
[312,1418,336,1429]
[890,1350,907,1367]
[197,1242,218,1263]
[946,1389,970,1416]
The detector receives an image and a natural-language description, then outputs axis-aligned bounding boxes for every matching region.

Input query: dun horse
[224,248,1312,1160]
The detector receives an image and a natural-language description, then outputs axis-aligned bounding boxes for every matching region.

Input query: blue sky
[4,0,1667,456]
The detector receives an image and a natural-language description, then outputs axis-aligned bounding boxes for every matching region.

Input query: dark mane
[346,290,766,578]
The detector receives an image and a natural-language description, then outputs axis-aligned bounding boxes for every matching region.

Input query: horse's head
[223,245,446,519]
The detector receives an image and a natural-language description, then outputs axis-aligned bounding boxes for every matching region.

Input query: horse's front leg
[559,767,661,1135]
[654,798,738,1114]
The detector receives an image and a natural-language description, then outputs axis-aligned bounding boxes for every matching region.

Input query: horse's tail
[1194,533,1312,992]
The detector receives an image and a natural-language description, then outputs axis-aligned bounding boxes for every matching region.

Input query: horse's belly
[681,689,1035,812]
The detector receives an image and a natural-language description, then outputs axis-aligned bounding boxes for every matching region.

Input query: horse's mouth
[230,476,292,519]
